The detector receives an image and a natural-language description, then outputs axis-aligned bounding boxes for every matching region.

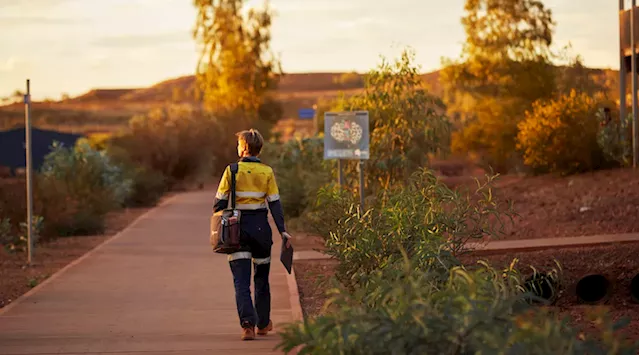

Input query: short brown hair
[236,129,264,156]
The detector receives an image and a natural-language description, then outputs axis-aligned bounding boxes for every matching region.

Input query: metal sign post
[619,0,627,151]
[323,111,370,211]
[631,0,639,167]
[358,160,364,211]
[337,159,344,186]
[619,1,639,167]
[24,79,34,265]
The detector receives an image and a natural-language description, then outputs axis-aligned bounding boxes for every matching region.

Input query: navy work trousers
[228,211,273,329]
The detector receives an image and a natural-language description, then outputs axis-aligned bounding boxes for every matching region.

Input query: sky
[0,0,624,100]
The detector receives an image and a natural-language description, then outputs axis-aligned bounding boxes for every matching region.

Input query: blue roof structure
[0,127,83,171]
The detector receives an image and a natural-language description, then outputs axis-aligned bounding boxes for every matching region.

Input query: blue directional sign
[298,108,315,120]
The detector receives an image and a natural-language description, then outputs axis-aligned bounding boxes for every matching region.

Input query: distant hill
[55,71,443,128]
[67,89,138,103]
[0,67,618,139]
[61,71,443,104]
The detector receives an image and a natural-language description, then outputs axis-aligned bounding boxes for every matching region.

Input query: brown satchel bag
[210,163,242,254]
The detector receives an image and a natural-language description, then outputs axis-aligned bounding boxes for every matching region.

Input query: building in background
[0,127,83,175]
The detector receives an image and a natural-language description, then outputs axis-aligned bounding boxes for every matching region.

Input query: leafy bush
[0,216,44,253]
[450,96,524,173]
[109,104,274,188]
[37,142,132,236]
[273,50,450,234]
[108,105,220,188]
[597,109,633,168]
[262,137,332,220]
[277,170,634,354]
[278,256,635,354]
[122,165,167,207]
[319,49,451,194]
[106,151,167,207]
[79,132,112,151]
[517,90,606,174]
[0,178,27,231]
[0,217,12,247]
[312,169,513,286]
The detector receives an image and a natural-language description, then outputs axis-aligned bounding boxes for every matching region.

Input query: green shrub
[451,96,524,173]
[106,152,167,207]
[0,179,26,232]
[597,109,633,168]
[37,142,132,236]
[278,256,635,354]
[318,49,451,194]
[517,90,606,174]
[262,137,332,220]
[277,144,633,354]
[110,104,277,187]
[0,217,12,247]
[108,105,220,188]
[123,166,167,207]
[0,216,44,253]
[272,50,450,234]
[312,169,513,286]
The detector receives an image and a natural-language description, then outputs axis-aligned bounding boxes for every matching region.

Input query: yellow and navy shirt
[213,157,286,233]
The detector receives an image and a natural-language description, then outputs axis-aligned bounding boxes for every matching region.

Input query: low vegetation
[0,139,168,251]
[517,90,607,174]
[277,170,636,354]
[266,2,634,351]
[1,0,635,351]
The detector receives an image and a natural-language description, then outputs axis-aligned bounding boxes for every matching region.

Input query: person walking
[213,129,292,341]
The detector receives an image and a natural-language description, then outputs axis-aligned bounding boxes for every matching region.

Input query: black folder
[280,239,294,274]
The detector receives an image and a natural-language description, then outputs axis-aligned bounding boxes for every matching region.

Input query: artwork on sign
[330,119,363,145]
[324,111,369,160]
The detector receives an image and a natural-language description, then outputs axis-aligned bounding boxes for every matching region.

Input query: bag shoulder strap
[230,163,239,210]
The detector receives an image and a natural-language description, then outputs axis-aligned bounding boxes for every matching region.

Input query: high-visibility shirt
[213,156,286,233]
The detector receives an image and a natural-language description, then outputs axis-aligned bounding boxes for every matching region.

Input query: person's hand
[282,232,292,248]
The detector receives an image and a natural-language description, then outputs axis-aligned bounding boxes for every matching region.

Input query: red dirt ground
[292,168,639,252]
[484,168,638,240]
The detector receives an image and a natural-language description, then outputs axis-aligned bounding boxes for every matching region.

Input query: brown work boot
[257,320,273,336]
[241,326,255,341]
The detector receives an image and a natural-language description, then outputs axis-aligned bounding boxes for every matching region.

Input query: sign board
[323,111,369,160]
[298,108,315,120]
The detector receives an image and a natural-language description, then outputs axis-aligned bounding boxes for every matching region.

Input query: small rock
[579,206,591,213]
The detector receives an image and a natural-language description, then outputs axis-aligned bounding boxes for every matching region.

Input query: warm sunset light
[0,1,637,354]
[0,0,621,100]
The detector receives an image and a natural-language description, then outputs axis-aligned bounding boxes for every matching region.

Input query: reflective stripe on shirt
[236,202,267,210]
[236,191,266,198]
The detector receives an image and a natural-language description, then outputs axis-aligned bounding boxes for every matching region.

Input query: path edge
[286,266,304,323]
[281,266,304,355]
[294,233,640,261]
[0,194,180,317]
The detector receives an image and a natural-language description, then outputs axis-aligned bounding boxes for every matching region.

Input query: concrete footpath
[0,191,294,354]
